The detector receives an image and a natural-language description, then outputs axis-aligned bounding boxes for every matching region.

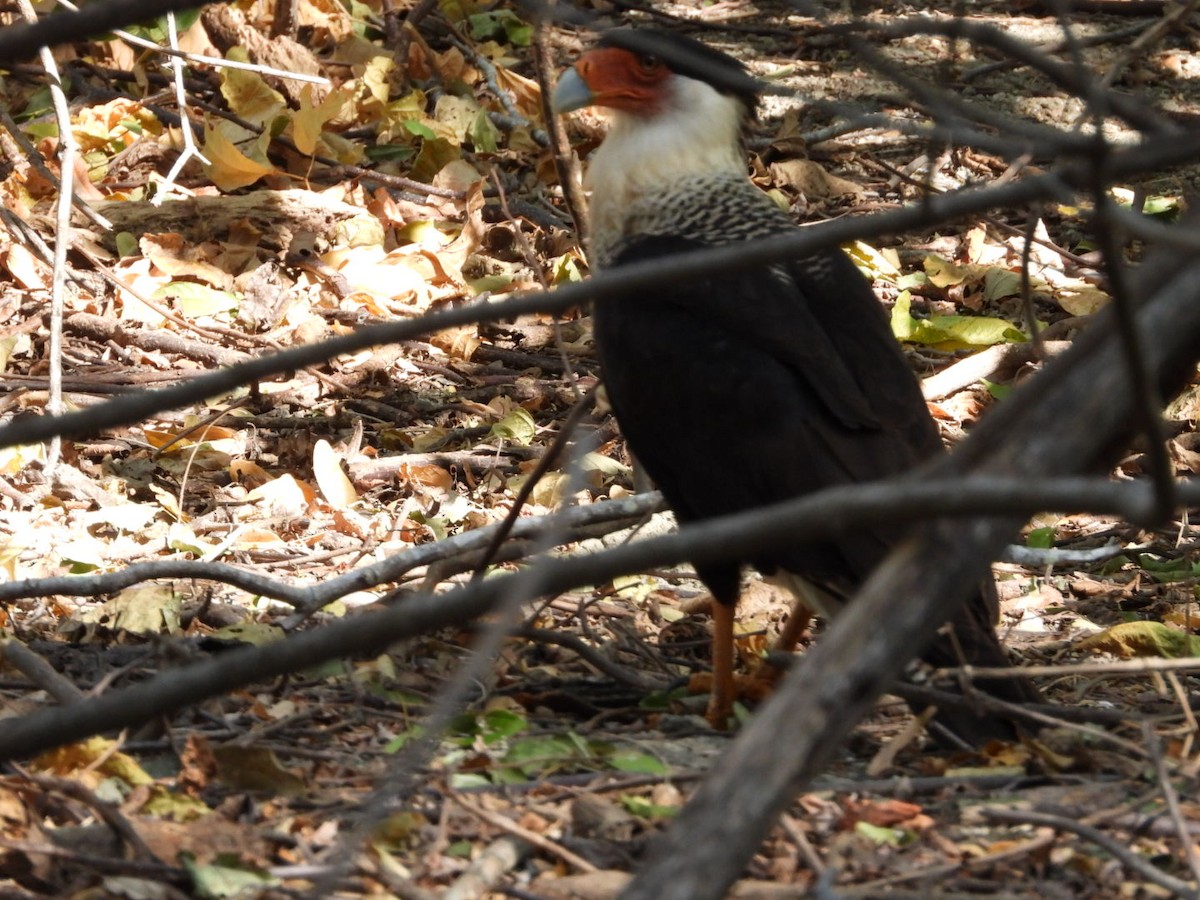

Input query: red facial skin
[573,47,671,116]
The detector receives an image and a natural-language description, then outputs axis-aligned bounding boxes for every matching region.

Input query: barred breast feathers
[590,174,797,268]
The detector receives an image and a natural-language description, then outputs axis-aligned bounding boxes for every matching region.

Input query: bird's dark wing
[598,236,1035,742]
[596,236,941,589]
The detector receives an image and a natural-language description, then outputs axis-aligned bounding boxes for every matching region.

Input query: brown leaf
[768,159,862,199]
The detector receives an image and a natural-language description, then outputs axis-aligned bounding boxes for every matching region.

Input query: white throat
[585,76,748,263]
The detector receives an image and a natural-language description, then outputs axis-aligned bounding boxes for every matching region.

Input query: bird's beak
[550,67,594,114]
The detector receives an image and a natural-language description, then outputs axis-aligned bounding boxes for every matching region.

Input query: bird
[551,28,1040,746]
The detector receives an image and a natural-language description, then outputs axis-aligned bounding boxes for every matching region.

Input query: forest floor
[2,0,1200,898]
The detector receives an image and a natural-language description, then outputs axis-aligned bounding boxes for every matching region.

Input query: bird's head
[552,30,766,262]
[551,28,762,121]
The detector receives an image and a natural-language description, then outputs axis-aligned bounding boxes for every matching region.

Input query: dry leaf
[313,438,359,509]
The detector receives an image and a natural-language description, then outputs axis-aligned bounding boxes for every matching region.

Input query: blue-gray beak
[550,68,594,114]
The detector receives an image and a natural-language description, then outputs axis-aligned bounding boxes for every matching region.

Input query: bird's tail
[912,584,1041,748]
[772,571,1039,747]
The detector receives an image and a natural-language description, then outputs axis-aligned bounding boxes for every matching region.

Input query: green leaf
[402,119,436,140]
[1025,526,1055,549]
[1137,553,1200,581]
[981,378,1011,400]
[16,86,54,123]
[1141,194,1181,218]
[607,749,668,775]
[468,109,500,153]
[366,144,416,163]
[182,855,277,899]
[23,122,58,140]
[449,772,492,789]
[639,687,688,708]
[621,795,679,819]
[983,268,1022,301]
[503,734,587,775]
[384,726,425,753]
[490,407,537,444]
[480,709,527,743]
[1112,187,1182,220]
[116,9,202,44]
[115,232,139,258]
[467,10,533,46]
[891,292,1026,349]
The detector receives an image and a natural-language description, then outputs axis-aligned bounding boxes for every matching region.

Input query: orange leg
[706,601,736,729]
[774,602,813,656]
[746,601,814,696]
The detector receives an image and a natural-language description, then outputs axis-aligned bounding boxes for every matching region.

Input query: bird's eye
[637,55,660,74]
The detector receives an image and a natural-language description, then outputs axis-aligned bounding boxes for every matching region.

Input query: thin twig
[451,795,597,873]
[535,24,589,249]
[1143,722,1200,888]
[983,807,1197,897]
[0,639,85,704]
[514,624,667,691]
[470,392,596,581]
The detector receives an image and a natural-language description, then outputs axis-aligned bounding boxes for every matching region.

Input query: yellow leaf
[433,94,481,143]
[366,56,398,103]
[846,240,900,278]
[35,737,154,786]
[924,255,978,288]
[293,85,349,155]
[1055,287,1110,316]
[219,56,286,125]
[77,585,183,635]
[202,125,275,191]
[1075,621,1200,658]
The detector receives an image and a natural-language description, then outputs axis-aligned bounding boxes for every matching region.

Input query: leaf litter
[0,0,1199,897]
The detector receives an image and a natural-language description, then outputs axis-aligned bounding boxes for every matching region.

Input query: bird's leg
[753,573,837,689]
[705,600,736,729]
[773,602,814,656]
[742,600,813,696]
